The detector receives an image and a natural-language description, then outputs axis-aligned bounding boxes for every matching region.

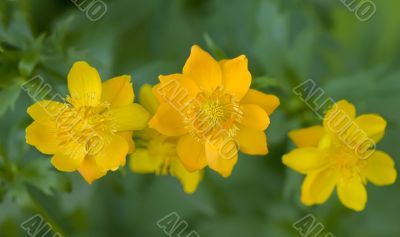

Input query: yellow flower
[130,84,203,194]
[283,100,397,211]
[149,45,280,177]
[26,61,149,184]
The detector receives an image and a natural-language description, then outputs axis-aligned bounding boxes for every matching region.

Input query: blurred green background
[0,0,400,236]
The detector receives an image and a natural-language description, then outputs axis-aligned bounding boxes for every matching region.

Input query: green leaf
[0,6,33,49]
[0,82,22,117]
[18,51,40,77]
[20,159,71,195]
[6,182,30,206]
[18,34,45,77]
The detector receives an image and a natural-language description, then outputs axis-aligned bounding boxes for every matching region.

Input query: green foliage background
[0,0,400,236]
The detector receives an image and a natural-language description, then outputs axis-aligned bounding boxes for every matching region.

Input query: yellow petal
[236,125,268,155]
[362,151,397,186]
[219,55,251,100]
[182,45,222,92]
[282,148,328,174]
[78,156,107,184]
[94,134,128,171]
[354,114,387,143]
[51,148,85,172]
[323,100,356,130]
[177,135,207,172]
[27,100,68,125]
[241,104,270,131]
[149,103,186,136]
[240,89,280,115]
[301,168,339,205]
[118,131,135,155]
[139,84,159,115]
[170,160,203,194]
[288,126,325,148]
[205,142,238,178]
[110,103,150,131]
[67,61,102,107]
[101,75,134,108]
[157,73,200,99]
[26,122,58,155]
[129,149,160,173]
[337,176,367,211]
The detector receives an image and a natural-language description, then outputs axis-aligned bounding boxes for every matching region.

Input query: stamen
[55,101,115,156]
[183,86,243,143]
[328,137,365,179]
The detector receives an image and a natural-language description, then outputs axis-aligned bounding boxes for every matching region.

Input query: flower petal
[110,103,150,131]
[67,61,102,107]
[118,131,135,155]
[129,149,160,173]
[170,160,203,194]
[288,126,325,148]
[301,168,339,205]
[51,147,85,172]
[236,125,268,155]
[282,148,328,174]
[205,142,238,178]
[149,103,186,136]
[354,114,387,143]
[323,100,356,130]
[78,156,107,184]
[157,73,200,99]
[26,122,58,155]
[240,89,280,115]
[337,176,367,212]
[139,84,160,115]
[101,75,134,108]
[241,104,270,131]
[219,55,251,100]
[183,45,222,92]
[27,100,68,125]
[362,151,397,186]
[177,135,207,172]
[94,134,129,171]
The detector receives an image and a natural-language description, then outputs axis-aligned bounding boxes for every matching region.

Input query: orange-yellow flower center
[181,87,243,143]
[55,102,115,156]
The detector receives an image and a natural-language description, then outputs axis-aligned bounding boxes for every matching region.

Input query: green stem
[28,195,67,236]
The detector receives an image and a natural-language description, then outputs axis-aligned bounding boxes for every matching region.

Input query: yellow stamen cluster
[183,86,243,143]
[56,101,115,156]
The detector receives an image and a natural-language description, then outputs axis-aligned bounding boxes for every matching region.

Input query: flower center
[328,138,365,179]
[55,102,115,156]
[183,87,243,143]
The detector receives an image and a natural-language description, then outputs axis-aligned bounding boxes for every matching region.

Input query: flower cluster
[25,45,396,211]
